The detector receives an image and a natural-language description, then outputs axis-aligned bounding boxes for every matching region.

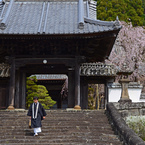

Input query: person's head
[33,96,38,103]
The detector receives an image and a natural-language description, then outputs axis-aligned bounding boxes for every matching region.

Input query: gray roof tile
[0,0,121,35]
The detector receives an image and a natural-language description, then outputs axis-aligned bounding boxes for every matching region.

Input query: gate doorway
[11,61,116,110]
[27,74,68,109]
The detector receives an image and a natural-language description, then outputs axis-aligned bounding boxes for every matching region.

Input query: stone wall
[113,102,145,118]
[106,103,145,145]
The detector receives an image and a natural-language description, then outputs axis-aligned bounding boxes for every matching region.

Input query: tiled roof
[0,0,121,35]
[31,74,68,80]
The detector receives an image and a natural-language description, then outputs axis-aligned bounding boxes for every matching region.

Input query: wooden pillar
[21,72,26,109]
[15,70,20,108]
[68,68,75,108]
[74,62,81,109]
[7,58,15,110]
[57,93,62,109]
[81,78,88,109]
[19,71,22,108]
[105,82,108,110]
[80,79,83,108]
[19,72,26,109]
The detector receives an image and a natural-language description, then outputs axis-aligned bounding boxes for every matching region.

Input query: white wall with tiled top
[108,83,144,102]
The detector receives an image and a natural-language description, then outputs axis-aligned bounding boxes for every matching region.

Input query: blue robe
[27,103,47,128]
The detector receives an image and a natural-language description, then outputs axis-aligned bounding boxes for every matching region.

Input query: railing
[106,103,145,145]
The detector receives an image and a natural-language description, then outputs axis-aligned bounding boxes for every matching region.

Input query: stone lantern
[117,62,133,103]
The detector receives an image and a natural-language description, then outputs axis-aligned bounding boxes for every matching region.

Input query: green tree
[97,0,144,26]
[142,0,145,25]
[37,85,56,109]
[26,76,38,108]
[143,0,145,13]
[26,76,56,109]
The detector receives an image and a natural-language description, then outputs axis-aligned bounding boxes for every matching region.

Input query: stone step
[0,118,109,121]
[0,128,114,132]
[0,129,115,135]
[0,110,105,112]
[0,134,120,140]
[0,116,107,119]
[0,143,122,145]
[0,118,108,121]
[0,115,108,118]
[0,138,122,144]
[0,122,110,125]
[0,132,116,137]
[0,117,108,120]
[0,114,107,118]
[0,121,110,125]
[0,125,112,129]
[0,112,106,115]
[0,113,106,115]
[0,110,122,145]
[0,115,107,118]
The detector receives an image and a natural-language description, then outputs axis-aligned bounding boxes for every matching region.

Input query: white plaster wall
[108,88,121,102]
[108,88,144,102]
[128,88,143,102]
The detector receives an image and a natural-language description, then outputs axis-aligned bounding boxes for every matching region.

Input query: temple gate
[0,0,121,109]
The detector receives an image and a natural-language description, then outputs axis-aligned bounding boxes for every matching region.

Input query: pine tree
[26,76,38,108]
[37,85,56,109]
[26,76,56,109]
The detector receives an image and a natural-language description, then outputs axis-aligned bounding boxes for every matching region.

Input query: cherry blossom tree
[106,21,145,91]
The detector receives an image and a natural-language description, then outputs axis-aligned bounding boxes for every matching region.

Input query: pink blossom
[106,21,145,91]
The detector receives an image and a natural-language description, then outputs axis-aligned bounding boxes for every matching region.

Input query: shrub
[26,76,56,109]
[125,116,145,141]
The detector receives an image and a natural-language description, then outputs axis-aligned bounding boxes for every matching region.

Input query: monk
[27,96,47,136]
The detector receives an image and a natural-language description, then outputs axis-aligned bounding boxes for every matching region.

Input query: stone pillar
[119,79,132,103]
[15,70,20,108]
[117,62,133,103]
[7,58,15,110]
[68,68,75,108]
[74,62,81,110]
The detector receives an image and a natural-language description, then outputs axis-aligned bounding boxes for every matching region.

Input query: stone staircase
[0,110,123,145]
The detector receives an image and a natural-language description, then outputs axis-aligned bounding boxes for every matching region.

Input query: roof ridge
[84,17,122,29]
[43,2,49,33]
[78,0,84,29]
[0,0,5,20]
[0,0,14,30]
[37,2,45,34]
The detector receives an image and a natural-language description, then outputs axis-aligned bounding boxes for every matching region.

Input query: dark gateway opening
[34,74,68,109]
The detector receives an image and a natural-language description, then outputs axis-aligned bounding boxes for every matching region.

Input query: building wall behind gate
[0,88,6,109]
